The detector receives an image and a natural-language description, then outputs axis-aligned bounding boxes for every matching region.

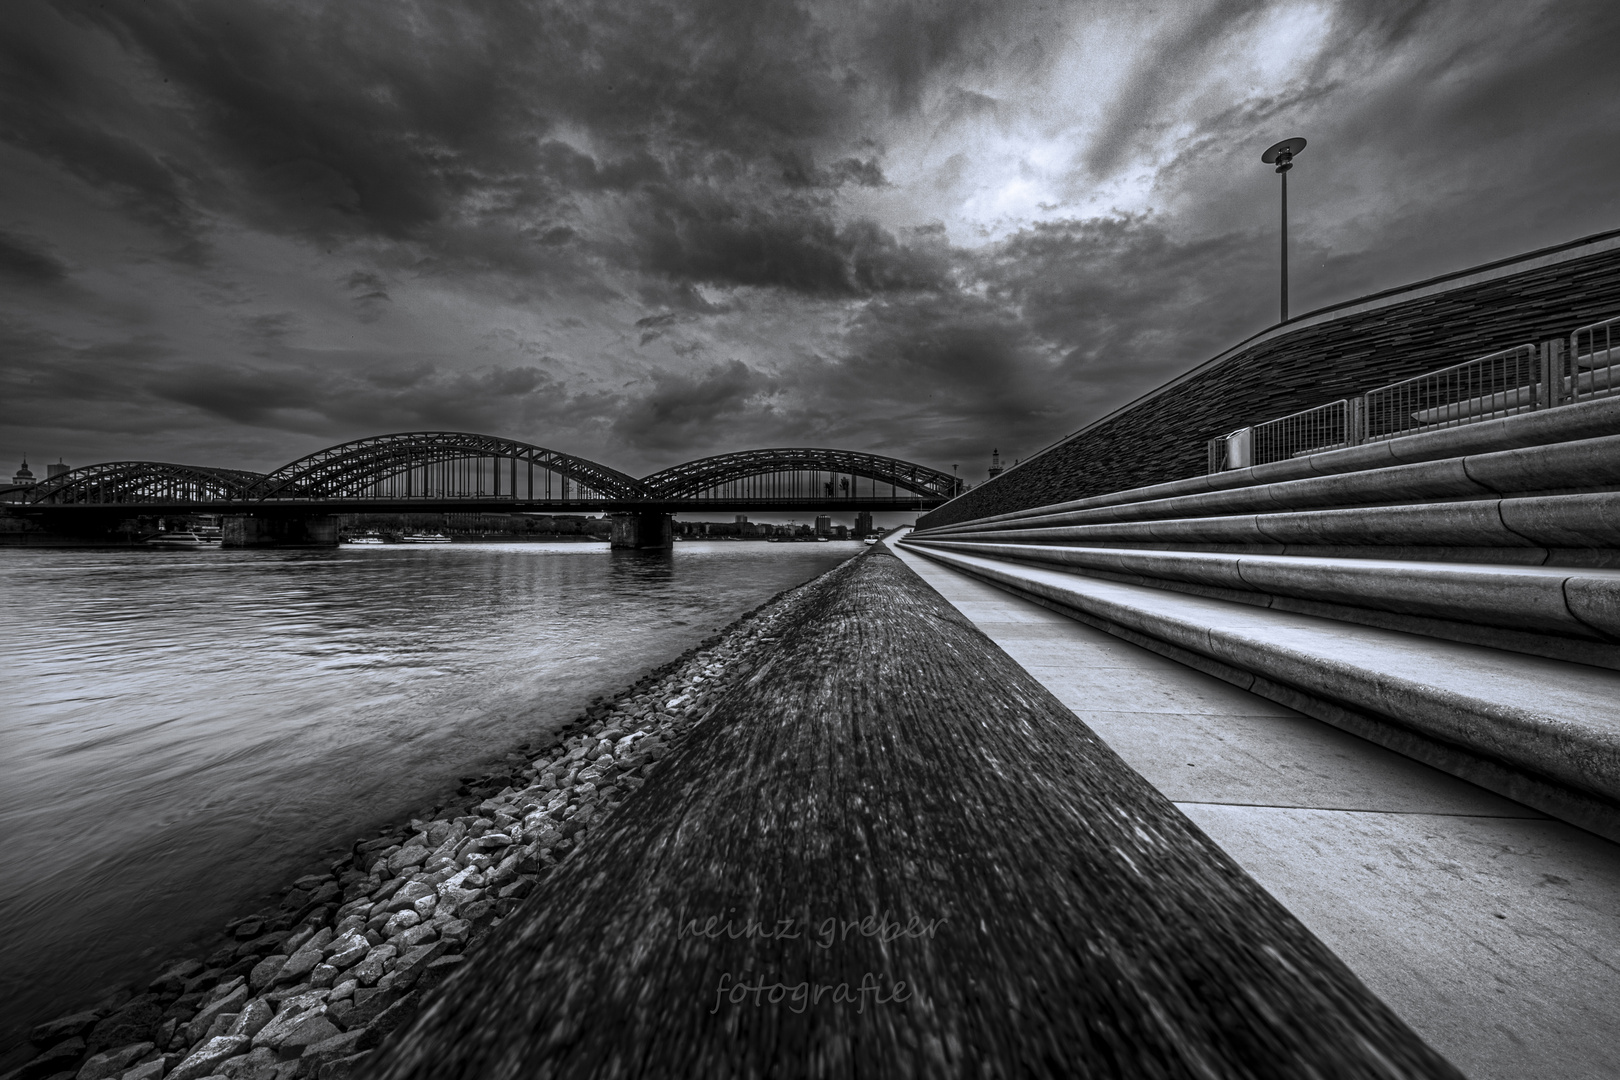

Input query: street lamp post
[1261,137,1306,323]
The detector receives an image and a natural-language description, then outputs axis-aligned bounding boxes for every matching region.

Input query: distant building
[834,525,848,540]
[47,459,69,479]
[11,457,35,487]
[735,515,749,524]
[814,515,832,537]
[987,448,1003,480]
[854,510,873,536]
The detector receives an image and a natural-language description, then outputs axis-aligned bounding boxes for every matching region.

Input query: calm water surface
[0,540,855,1044]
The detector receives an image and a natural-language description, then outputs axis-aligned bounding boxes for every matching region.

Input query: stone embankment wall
[4,583,810,1080]
[363,547,1459,1079]
[923,231,1620,529]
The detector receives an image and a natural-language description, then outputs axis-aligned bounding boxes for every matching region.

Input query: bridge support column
[609,512,672,550]
[223,515,339,548]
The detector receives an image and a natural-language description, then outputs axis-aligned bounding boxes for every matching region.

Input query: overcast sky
[3,0,1618,480]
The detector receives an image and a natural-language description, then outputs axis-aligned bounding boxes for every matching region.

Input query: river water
[0,540,857,1046]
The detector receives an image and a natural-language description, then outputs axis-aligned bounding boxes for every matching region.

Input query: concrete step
[899,540,1620,843]
[891,538,1620,1080]
[923,436,1620,538]
[913,491,1620,568]
[904,537,1620,667]
[924,394,1620,535]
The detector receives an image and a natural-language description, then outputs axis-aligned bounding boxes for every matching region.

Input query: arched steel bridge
[16,432,962,514]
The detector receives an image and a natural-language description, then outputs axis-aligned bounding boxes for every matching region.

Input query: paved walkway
[893,537,1620,1080]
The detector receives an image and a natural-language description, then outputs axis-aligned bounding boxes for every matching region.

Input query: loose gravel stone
[27,1011,100,1047]
[184,984,247,1045]
[166,1034,249,1080]
[384,846,429,875]
[213,1045,277,1079]
[75,1040,152,1080]
[346,946,395,988]
[274,1012,342,1058]
[119,1059,167,1080]
[84,1000,162,1057]
[380,911,418,938]
[226,1001,272,1042]
[322,933,368,971]
[246,956,286,993]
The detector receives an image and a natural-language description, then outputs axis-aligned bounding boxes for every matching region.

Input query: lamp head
[1262,137,1307,174]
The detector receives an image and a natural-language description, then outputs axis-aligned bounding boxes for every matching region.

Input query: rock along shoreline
[5,558,852,1080]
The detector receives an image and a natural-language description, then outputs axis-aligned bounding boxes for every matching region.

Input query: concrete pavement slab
[1184,804,1620,1080]
[890,535,1620,1080]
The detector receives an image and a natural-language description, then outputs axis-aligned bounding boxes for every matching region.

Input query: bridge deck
[891,538,1620,1080]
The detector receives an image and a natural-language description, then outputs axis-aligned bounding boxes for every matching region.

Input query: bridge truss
[244,432,648,502]
[641,448,962,503]
[25,462,268,505]
[17,433,961,512]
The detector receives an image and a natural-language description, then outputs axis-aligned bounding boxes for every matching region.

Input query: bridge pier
[608,512,672,549]
[222,514,339,548]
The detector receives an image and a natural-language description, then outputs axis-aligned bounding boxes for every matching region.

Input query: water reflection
[0,540,855,1043]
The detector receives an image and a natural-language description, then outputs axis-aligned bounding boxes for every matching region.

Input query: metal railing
[1206,399,1357,471]
[1206,320,1619,473]
[1570,316,1620,404]
[1362,343,1538,441]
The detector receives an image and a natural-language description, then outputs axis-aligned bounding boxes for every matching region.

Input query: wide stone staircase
[902,394,1620,843]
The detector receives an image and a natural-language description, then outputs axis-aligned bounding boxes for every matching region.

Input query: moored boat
[144,530,221,549]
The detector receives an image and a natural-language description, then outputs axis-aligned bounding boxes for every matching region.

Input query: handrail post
[1541,339,1566,408]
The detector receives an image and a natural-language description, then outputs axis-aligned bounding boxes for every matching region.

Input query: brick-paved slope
[923,235,1620,528]
[363,548,1459,1079]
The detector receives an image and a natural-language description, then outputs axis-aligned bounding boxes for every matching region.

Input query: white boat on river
[144,530,222,549]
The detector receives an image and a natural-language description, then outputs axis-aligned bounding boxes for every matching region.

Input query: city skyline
[3,0,1619,479]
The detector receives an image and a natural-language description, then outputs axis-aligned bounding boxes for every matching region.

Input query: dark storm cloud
[344,271,391,321]
[636,196,952,295]
[779,290,1070,461]
[0,231,69,287]
[4,0,1620,475]
[1,6,211,258]
[985,215,1271,382]
[0,321,188,460]
[3,0,1072,304]
[610,359,779,452]
[13,0,1020,285]
[150,358,571,436]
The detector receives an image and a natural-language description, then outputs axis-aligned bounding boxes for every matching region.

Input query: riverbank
[2,554,848,1080]
[366,542,1456,1078]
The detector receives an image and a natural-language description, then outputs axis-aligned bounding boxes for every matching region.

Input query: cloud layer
[3,0,1619,479]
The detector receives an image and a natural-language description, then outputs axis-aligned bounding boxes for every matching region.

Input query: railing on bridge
[1207,318,1619,471]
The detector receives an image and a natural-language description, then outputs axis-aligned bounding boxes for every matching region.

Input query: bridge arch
[26,462,267,505]
[641,448,962,502]
[247,432,648,501]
